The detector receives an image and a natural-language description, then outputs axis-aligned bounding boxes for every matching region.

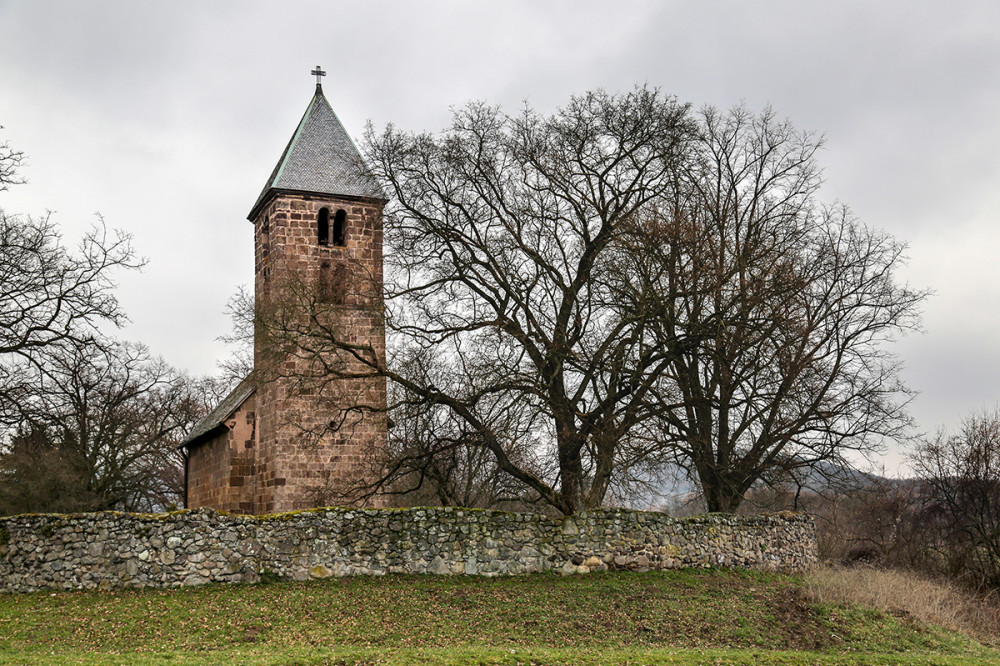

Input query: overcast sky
[1,0,998,473]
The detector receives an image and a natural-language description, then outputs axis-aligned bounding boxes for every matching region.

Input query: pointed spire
[248,74,383,220]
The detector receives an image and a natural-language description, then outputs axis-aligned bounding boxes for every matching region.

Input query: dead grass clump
[805,565,1000,647]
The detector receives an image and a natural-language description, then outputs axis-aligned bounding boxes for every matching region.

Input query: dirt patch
[770,586,835,650]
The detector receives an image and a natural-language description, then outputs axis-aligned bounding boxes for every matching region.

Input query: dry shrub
[805,565,1000,647]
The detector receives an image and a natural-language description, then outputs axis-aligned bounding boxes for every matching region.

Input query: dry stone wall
[0,507,817,593]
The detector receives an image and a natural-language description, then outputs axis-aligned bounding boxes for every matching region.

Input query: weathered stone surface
[429,556,450,575]
[560,561,579,576]
[0,507,817,593]
[182,574,208,586]
[309,565,333,578]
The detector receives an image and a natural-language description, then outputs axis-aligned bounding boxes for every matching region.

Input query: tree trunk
[557,439,584,515]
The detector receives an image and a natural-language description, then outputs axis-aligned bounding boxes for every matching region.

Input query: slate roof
[179,376,256,450]
[248,84,384,220]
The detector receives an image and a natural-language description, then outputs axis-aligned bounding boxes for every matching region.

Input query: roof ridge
[271,92,317,187]
[180,376,256,449]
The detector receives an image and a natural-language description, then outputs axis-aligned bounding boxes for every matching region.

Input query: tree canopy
[0,131,214,515]
[252,87,926,514]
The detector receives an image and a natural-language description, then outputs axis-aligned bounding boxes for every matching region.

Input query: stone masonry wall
[0,507,816,593]
[186,393,257,513]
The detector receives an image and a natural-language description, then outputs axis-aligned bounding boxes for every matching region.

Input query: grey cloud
[1,0,998,471]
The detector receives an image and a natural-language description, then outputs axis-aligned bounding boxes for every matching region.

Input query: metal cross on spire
[311,66,326,87]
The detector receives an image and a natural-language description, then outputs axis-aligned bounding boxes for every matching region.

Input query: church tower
[181,70,388,513]
[248,71,388,513]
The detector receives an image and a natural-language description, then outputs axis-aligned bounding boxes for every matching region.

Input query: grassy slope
[0,569,996,665]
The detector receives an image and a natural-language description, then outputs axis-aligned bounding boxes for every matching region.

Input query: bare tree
[0,132,214,515]
[0,126,26,190]
[0,342,210,514]
[612,106,925,512]
[0,134,142,424]
[217,284,255,389]
[253,93,922,515]
[912,410,1000,590]
[250,87,697,514]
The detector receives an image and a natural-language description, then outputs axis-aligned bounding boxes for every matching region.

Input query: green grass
[0,569,996,665]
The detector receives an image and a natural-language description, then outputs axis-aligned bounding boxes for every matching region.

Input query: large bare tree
[375,87,705,514]
[252,87,696,514]
[0,132,213,515]
[253,93,923,515]
[619,106,925,512]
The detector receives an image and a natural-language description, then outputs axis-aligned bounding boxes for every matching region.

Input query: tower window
[317,208,330,246]
[333,209,347,246]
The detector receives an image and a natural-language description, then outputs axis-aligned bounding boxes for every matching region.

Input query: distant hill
[631,460,905,515]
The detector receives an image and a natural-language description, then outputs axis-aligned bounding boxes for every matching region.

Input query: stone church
[180,72,388,514]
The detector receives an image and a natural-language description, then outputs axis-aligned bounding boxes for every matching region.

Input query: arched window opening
[317,208,330,246]
[333,209,347,247]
